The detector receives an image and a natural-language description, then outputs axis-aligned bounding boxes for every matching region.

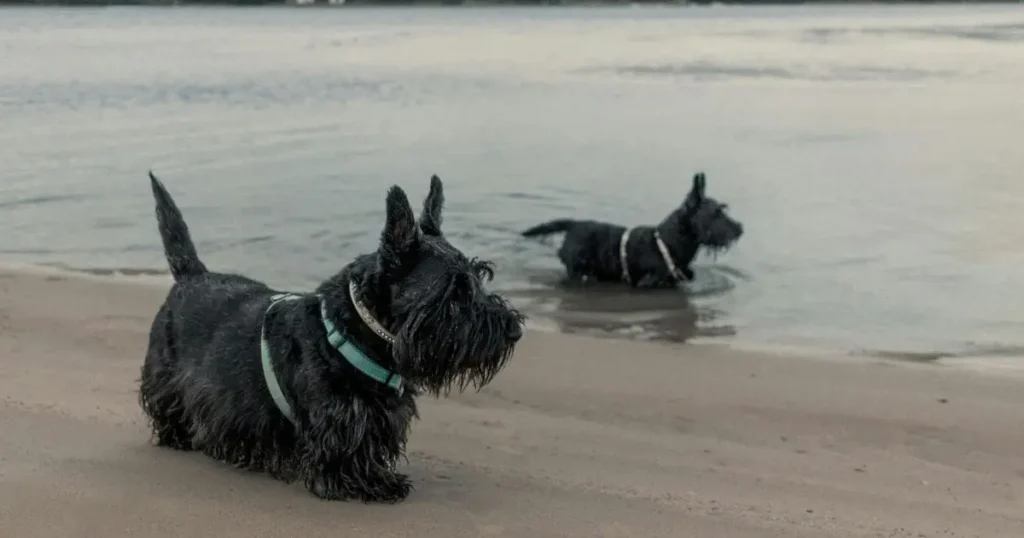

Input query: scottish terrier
[521,173,743,289]
[139,172,524,503]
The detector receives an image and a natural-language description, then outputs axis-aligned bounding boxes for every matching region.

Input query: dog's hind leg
[560,267,588,287]
[556,241,591,286]
[139,360,193,451]
[138,310,194,451]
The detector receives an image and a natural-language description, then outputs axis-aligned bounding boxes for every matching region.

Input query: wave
[601,61,958,82]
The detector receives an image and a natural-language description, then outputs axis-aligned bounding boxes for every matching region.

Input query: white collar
[619,228,633,284]
[653,230,689,281]
[620,228,689,284]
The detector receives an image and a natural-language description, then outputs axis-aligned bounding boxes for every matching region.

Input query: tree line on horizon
[0,0,1003,5]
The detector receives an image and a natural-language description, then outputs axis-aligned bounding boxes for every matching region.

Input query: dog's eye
[453,273,473,293]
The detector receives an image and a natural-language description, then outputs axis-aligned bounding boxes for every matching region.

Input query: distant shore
[1,0,1020,6]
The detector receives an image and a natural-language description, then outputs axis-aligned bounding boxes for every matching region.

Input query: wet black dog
[522,173,743,289]
[139,172,523,503]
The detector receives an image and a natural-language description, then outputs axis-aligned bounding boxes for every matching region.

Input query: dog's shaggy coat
[139,172,523,503]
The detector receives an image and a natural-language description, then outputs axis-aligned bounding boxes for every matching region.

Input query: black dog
[139,172,523,503]
[521,173,743,289]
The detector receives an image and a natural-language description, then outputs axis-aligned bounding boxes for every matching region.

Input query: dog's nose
[506,318,523,342]
[735,222,744,237]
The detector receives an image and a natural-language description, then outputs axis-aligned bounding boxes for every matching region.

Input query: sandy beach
[1,265,1022,538]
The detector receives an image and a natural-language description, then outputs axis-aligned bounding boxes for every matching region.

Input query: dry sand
[1,265,1022,538]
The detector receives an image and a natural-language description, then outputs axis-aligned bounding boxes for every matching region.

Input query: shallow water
[1,5,1022,358]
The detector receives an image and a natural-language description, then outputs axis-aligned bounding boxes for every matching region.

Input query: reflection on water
[506,265,740,343]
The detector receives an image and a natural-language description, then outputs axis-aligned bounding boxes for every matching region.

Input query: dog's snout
[735,222,744,237]
[506,317,523,342]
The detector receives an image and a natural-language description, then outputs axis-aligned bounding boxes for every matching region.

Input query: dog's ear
[418,175,444,236]
[683,172,706,211]
[379,185,420,272]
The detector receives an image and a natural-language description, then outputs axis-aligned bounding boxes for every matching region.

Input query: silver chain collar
[347,280,396,345]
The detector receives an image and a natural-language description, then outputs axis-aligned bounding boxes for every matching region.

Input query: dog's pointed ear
[684,172,706,210]
[418,175,444,236]
[379,185,419,272]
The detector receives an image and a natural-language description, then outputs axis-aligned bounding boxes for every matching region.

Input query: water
[1,5,1022,359]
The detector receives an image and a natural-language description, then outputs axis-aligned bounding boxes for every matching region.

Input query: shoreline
[18,261,1024,374]
[1,263,1023,536]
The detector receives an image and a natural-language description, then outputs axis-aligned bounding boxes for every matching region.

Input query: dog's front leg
[299,408,412,503]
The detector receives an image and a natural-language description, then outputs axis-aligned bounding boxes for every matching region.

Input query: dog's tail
[149,171,207,281]
[521,219,577,238]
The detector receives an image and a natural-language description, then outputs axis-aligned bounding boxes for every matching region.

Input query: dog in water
[521,172,743,289]
[139,172,523,503]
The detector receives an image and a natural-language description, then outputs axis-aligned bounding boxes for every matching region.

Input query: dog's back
[155,274,272,365]
[522,217,628,282]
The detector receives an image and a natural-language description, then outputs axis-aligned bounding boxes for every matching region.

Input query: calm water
[1,5,1022,359]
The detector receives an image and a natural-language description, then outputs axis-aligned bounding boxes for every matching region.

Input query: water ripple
[603,61,957,83]
[805,22,1024,44]
[0,193,86,210]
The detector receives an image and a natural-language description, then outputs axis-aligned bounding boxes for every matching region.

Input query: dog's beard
[695,220,741,258]
[702,240,735,258]
[392,292,519,397]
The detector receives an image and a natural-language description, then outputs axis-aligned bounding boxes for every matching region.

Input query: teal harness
[260,293,404,426]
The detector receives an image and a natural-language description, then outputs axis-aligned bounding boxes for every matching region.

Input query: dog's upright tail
[148,171,207,281]
[521,219,577,238]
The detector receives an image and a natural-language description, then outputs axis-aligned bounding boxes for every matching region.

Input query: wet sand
[1,265,1022,538]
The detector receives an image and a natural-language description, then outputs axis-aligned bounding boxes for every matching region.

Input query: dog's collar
[259,291,405,427]
[321,290,404,395]
[348,280,396,345]
[619,228,633,284]
[653,230,690,282]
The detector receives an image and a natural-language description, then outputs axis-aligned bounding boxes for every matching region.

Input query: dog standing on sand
[521,173,743,289]
[139,172,523,503]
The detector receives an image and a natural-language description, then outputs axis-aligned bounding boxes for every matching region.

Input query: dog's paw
[306,474,348,501]
[306,472,412,503]
[152,427,193,451]
[360,473,413,504]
